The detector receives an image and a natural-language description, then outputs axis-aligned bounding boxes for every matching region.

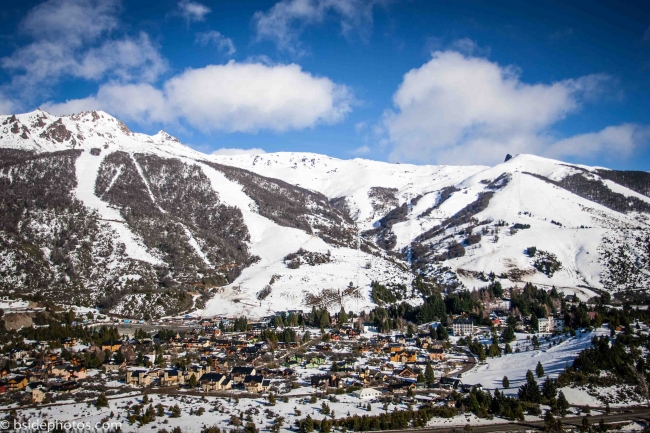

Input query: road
[374,406,650,432]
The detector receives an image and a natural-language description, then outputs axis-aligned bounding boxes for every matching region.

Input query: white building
[452,318,474,336]
[353,388,383,399]
[538,317,553,333]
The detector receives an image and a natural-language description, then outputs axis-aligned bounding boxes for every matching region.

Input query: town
[3,281,647,433]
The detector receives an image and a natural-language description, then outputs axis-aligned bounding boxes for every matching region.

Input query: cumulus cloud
[196,31,236,56]
[253,0,386,54]
[43,61,353,133]
[383,49,618,165]
[177,0,211,23]
[1,0,166,99]
[211,148,267,156]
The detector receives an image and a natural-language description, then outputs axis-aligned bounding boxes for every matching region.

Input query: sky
[0,0,649,169]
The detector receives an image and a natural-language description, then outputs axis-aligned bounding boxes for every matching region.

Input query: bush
[526,247,537,257]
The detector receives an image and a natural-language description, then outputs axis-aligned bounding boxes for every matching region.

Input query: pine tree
[437,326,449,341]
[425,363,435,385]
[518,370,541,403]
[338,308,348,325]
[557,391,569,417]
[504,343,512,354]
[268,393,276,406]
[189,373,198,387]
[95,393,109,408]
[536,361,544,378]
[502,376,510,389]
[542,376,557,400]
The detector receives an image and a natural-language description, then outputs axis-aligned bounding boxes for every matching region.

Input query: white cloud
[43,61,353,133]
[211,148,267,156]
[1,0,166,99]
[546,124,650,160]
[383,50,615,165]
[350,145,370,155]
[253,0,385,54]
[21,0,120,43]
[196,31,236,56]
[177,0,211,23]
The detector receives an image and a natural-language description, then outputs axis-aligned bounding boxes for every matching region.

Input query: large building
[452,318,474,336]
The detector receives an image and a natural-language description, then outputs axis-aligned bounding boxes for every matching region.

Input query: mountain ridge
[0,109,648,318]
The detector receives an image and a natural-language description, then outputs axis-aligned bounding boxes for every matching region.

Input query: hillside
[0,109,648,318]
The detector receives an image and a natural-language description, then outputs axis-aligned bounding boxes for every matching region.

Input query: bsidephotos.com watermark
[0,419,122,432]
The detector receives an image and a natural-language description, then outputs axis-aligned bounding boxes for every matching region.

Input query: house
[554,318,565,331]
[538,317,553,333]
[48,381,79,394]
[396,367,418,380]
[231,367,256,383]
[310,374,341,389]
[439,377,461,390]
[103,361,125,372]
[126,370,152,386]
[452,319,474,336]
[101,341,122,352]
[61,338,77,348]
[428,348,445,361]
[68,366,87,380]
[26,383,46,403]
[390,351,417,363]
[160,369,184,386]
[388,382,415,394]
[244,375,264,393]
[199,373,231,391]
[352,388,383,399]
[8,376,28,391]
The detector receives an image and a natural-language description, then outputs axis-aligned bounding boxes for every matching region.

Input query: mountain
[0,110,648,319]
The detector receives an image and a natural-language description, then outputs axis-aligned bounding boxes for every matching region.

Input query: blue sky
[0,0,649,169]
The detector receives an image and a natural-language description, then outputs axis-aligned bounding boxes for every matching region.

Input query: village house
[126,370,152,386]
[243,375,267,393]
[428,348,445,361]
[8,375,28,391]
[160,369,184,386]
[199,372,231,391]
[310,374,341,389]
[231,366,256,383]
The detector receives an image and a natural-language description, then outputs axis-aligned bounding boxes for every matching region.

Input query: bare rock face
[40,118,73,143]
[504,153,513,162]
[3,313,34,331]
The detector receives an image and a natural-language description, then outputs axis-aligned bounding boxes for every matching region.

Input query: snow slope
[2,109,649,317]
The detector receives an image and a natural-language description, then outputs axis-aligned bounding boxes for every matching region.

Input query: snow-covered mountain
[1,110,648,318]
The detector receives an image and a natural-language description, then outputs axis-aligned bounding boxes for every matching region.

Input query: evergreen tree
[502,376,510,389]
[268,393,276,406]
[301,416,314,433]
[536,361,544,378]
[557,391,569,417]
[338,308,348,325]
[504,343,512,354]
[518,370,541,403]
[501,326,516,343]
[436,326,449,341]
[96,393,109,408]
[542,376,557,400]
[189,373,198,388]
[425,363,435,385]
